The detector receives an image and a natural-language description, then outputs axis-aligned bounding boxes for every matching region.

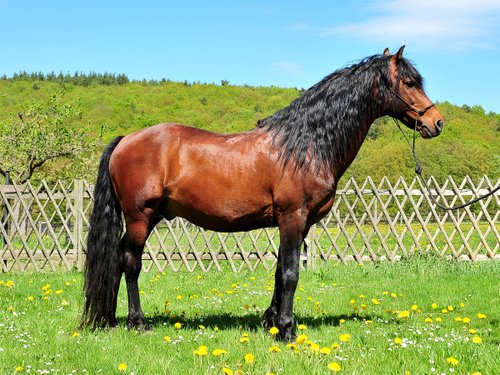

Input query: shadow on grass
[116,312,390,332]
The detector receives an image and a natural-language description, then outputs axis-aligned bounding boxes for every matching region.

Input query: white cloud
[320,0,500,50]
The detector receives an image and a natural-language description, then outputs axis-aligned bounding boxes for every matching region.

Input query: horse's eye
[404,80,415,88]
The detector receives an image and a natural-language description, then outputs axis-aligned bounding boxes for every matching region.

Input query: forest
[0,72,498,184]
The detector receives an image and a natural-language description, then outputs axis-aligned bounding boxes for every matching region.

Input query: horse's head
[384,46,444,138]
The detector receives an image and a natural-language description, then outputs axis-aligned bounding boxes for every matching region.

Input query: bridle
[388,85,500,211]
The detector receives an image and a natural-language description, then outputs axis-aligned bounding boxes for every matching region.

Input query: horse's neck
[329,113,379,181]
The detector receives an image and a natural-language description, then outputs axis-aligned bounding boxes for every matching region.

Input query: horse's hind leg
[121,218,152,330]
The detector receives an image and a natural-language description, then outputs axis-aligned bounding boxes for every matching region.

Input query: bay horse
[83,46,444,342]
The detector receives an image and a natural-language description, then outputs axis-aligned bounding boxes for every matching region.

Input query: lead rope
[393,116,500,210]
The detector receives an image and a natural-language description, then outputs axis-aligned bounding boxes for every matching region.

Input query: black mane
[258,54,421,172]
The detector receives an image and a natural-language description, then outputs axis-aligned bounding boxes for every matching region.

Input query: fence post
[73,180,84,271]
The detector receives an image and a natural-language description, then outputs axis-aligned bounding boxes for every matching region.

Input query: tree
[0,92,99,184]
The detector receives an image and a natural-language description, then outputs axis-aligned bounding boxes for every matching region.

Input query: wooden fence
[1,176,499,272]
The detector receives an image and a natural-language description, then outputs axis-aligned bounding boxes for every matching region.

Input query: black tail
[83,136,124,328]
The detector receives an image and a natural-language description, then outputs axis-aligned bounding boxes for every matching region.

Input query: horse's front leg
[265,213,308,342]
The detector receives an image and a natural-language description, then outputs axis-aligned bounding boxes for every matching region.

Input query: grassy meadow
[1,256,499,374]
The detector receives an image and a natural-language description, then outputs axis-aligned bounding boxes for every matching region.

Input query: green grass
[1,256,499,374]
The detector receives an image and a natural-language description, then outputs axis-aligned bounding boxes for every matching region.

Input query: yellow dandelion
[198,325,206,330]
[471,372,482,375]
[446,357,459,366]
[394,337,403,345]
[441,308,448,314]
[390,293,397,298]
[371,299,381,305]
[320,347,332,355]
[240,336,249,343]
[462,317,471,324]
[339,333,351,342]
[117,363,128,372]
[61,299,69,306]
[286,343,298,352]
[269,326,279,336]
[447,305,454,311]
[212,348,228,356]
[6,280,15,287]
[222,368,233,375]
[309,342,320,353]
[331,343,340,349]
[173,322,182,330]
[459,302,465,308]
[328,362,342,372]
[163,335,171,343]
[397,310,410,318]
[15,366,23,372]
[27,295,34,301]
[269,345,281,353]
[349,299,356,304]
[71,332,80,338]
[193,345,208,356]
[469,328,476,334]
[296,334,308,344]
[297,324,307,330]
[339,319,346,324]
[431,303,438,309]
[454,317,462,322]
[383,291,389,295]
[477,313,486,319]
[243,353,255,364]
[425,317,433,324]
[55,289,63,295]
[435,317,443,323]
[472,336,482,344]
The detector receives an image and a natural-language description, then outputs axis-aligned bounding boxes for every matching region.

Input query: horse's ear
[391,45,406,64]
[383,48,390,56]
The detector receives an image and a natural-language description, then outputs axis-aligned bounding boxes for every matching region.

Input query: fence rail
[1,176,499,272]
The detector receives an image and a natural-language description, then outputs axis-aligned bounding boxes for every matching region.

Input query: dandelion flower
[469,328,476,334]
[462,317,471,324]
[244,353,255,364]
[477,313,486,319]
[297,324,307,330]
[431,303,438,309]
[194,345,208,356]
[394,337,403,345]
[212,348,228,356]
[328,362,342,372]
[472,336,482,344]
[296,334,308,344]
[198,325,206,330]
[339,319,346,324]
[397,310,410,318]
[320,347,332,355]
[173,322,182,330]
[117,363,128,372]
[15,366,23,372]
[447,305,454,311]
[331,343,340,349]
[6,280,15,288]
[339,333,350,342]
[411,304,418,311]
[446,357,459,366]
[269,326,279,336]
[286,343,298,352]
[71,332,80,338]
[222,368,233,375]
[425,317,433,324]
[55,289,63,295]
[390,293,397,298]
[27,296,34,301]
[163,335,171,343]
[371,299,381,305]
[269,345,281,353]
[435,317,443,323]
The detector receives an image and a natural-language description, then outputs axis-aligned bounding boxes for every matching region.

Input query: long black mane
[258,53,422,172]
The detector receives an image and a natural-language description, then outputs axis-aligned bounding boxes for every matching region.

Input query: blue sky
[1,0,499,113]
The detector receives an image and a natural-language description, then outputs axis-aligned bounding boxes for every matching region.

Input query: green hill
[0,75,498,184]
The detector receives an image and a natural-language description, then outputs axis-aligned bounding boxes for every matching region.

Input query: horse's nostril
[436,119,444,132]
